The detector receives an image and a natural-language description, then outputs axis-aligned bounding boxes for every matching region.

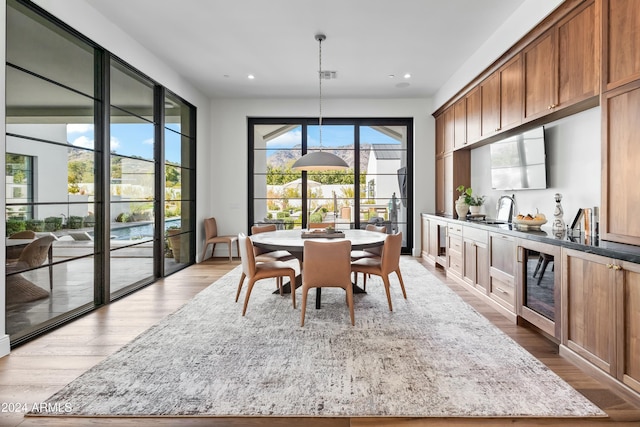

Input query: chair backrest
[9,230,36,239]
[238,233,257,278]
[365,224,387,233]
[380,232,403,274]
[308,222,335,229]
[17,235,56,269]
[251,224,276,234]
[204,217,219,239]
[250,224,276,255]
[303,240,351,288]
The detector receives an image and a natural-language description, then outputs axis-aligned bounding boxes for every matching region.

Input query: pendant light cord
[318,35,323,150]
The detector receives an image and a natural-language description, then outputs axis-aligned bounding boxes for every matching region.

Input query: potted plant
[456,186,486,217]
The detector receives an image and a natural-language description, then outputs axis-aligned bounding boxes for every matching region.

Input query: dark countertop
[422,213,640,264]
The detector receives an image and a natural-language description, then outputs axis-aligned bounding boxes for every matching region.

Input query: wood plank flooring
[0,257,639,426]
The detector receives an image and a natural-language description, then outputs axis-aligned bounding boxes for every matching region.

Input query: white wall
[470,107,601,225]
[209,97,434,258]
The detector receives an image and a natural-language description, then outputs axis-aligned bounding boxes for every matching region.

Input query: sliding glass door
[249,118,412,252]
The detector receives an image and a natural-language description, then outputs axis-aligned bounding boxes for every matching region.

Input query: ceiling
[82,0,527,100]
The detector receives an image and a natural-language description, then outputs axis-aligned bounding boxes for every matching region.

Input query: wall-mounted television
[490,126,547,190]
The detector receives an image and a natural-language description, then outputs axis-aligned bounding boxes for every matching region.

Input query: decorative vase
[469,205,481,215]
[552,193,565,233]
[455,198,469,219]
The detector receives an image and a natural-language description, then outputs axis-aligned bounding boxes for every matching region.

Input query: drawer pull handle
[612,264,622,271]
[496,287,508,294]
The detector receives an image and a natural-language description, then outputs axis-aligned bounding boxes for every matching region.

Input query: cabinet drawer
[448,252,463,275]
[448,234,463,254]
[463,226,488,244]
[490,276,514,310]
[447,223,463,236]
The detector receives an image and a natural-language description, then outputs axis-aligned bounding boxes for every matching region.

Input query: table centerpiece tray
[301,230,345,239]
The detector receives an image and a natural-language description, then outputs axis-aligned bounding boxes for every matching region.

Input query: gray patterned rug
[30,258,605,418]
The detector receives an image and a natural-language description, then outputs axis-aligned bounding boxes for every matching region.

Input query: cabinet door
[435,156,445,214]
[481,72,500,136]
[563,249,616,374]
[605,0,640,90]
[557,1,599,106]
[500,54,523,130]
[435,114,445,156]
[443,153,454,216]
[428,220,440,262]
[466,86,482,143]
[601,81,640,246]
[421,216,430,259]
[619,260,640,393]
[523,29,557,121]
[453,98,466,149]
[444,107,454,153]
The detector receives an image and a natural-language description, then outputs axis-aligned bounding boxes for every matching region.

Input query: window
[5,0,196,346]
[249,118,412,253]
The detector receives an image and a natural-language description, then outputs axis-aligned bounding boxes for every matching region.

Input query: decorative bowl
[513,218,547,230]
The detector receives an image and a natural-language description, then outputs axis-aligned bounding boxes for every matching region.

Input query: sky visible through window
[265,125,399,155]
[67,123,183,164]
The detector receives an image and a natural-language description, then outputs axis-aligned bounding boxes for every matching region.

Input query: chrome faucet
[496,194,517,223]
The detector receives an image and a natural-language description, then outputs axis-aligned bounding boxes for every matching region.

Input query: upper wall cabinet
[604,0,640,91]
[435,114,445,156]
[453,98,467,149]
[466,86,482,143]
[482,54,523,138]
[524,1,599,121]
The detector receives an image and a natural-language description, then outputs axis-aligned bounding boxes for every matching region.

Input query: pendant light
[292,34,349,171]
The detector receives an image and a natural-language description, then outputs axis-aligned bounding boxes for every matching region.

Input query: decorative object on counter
[569,208,584,236]
[455,185,486,218]
[513,210,547,230]
[552,193,565,234]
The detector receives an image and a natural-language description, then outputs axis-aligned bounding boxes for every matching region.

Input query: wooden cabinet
[523,29,557,121]
[601,80,640,246]
[446,223,463,278]
[435,114,445,156]
[462,226,489,293]
[618,259,640,394]
[562,249,616,374]
[443,107,454,154]
[524,1,598,121]
[453,98,466,149]
[465,87,482,143]
[603,0,640,90]
[421,215,430,260]
[482,55,523,137]
[489,233,516,312]
[435,155,445,215]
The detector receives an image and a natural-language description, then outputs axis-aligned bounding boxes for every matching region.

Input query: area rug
[30,258,605,418]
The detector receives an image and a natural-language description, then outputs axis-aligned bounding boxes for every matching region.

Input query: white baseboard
[0,334,10,358]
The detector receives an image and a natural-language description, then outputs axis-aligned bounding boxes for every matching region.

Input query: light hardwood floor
[0,257,639,427]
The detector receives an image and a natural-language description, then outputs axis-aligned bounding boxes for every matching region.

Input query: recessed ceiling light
[247,74,255,80]
[396,82,410,89]
[223,74,230,78]
[388,74,395,78]
[403,73,411,79]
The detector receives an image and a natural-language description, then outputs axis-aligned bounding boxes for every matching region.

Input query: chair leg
[228,242,233,262]
[235,272,246,302]
[363,273,367,291]
[242,278,257,316]
[201,243,210,262]
[346,285,354,326]
[289,273,297,309]
[396,269,407,299]
[382,275,393,311]
[300,286,308,327]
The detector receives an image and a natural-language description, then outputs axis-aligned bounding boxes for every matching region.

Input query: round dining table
[250,228,387,309]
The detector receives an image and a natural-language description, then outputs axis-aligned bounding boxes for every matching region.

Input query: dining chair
[201,217,239,262]
[308,222,335,229]
[236,233,297,316]
[351,232,406,311]
[300,239,354,326]
[350,223,387,261]
[251,224,301,290]
[6,235,56,290]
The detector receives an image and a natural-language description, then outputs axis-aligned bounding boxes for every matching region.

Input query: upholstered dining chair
[236,233,297,316]
[6,235,56,290]
[300,239,354,326]
[351,232,406,311]
[308,222,335,229]
[201,217,239,262]
[350,223,387,261]
[251,224,301,290]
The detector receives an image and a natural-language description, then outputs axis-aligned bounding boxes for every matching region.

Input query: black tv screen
[490,126,547,190]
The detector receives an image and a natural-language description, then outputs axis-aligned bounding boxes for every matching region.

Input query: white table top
[250,229,386,253]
